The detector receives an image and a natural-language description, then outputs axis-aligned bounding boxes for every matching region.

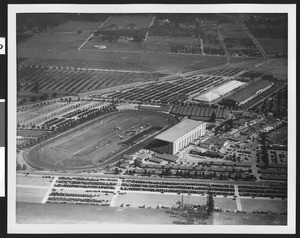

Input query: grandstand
[221,80,274,107]
[193,80,246,104]
[155,119,206,155]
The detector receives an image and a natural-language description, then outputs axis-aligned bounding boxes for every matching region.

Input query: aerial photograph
[15,12,288,226]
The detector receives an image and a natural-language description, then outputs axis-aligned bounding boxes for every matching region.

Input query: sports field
[36,110,178,170]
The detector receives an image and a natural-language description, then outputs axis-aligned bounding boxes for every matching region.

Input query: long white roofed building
[155,119,206,155]
[194,80,246,104]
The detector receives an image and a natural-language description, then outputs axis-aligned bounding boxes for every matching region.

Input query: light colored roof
[194,80,246,102]
[155,119,205,143]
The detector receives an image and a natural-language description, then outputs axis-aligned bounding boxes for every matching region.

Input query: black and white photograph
[4,3,297,234]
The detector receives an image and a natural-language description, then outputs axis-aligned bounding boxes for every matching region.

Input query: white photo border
[7,4,296,234]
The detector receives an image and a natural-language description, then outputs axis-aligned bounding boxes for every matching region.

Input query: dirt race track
[25,110,179,171]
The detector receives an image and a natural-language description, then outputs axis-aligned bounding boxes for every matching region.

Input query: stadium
[155,119,206,155]
[24,110,179,171]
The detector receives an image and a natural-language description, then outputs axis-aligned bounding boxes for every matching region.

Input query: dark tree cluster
[171,44,202,54]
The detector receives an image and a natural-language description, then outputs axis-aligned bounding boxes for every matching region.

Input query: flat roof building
[155,119,206,155]
[194,80,246,104]
[222,80,274,106]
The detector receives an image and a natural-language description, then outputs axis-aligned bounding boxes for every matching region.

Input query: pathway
[234,185,242,211]
[41,176,58,203]
[110,178,122,207]
[78,16,111,50]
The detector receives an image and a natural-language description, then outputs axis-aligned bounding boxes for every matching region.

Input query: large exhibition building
[155,119,206,155]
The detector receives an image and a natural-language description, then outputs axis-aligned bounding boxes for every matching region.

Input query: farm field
[17,19,256,75]
[146,36,200,53]
[35,111,177,170]
[102,15,153,29]
[257,39,287,56]
[240,198,287,213]
[219,23,249,39]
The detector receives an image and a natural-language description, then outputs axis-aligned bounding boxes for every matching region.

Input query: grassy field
[82,38,143,52]
[52,21,102,33]
[240,198,287,213]
[212,212,287,225]
[16,202,177,224]
[257,38,287,56]
[17,174,53,187]
[38,111,175,169]
[16,201,286,225]
[16,187,48,203]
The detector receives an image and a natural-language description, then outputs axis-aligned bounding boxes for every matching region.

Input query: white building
[155,119,206,155]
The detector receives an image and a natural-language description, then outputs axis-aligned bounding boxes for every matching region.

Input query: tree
[210,111,216,122]
[16,163,21,171]
[114,167,119,174]
[206,192,214,217]
[51,92,57,97]
[22,164,27,170]
[30,96,38,102]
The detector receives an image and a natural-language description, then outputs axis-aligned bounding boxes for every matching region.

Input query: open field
[257,39,287,56]
[240,198,287,213]
[16,187,48,203]
[29,110,178,170]
[16,202,177,224]
[212,212,286,225]
[16,201,286,225]
[51,21,102,33]
[82,39,143,52]
[17,174,53,187]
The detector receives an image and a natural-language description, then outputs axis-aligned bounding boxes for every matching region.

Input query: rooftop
[155,119,205,143]
[194,80,246,103]
[225,80,273,103]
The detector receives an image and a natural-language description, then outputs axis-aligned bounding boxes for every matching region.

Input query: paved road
[217,24,230,66]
